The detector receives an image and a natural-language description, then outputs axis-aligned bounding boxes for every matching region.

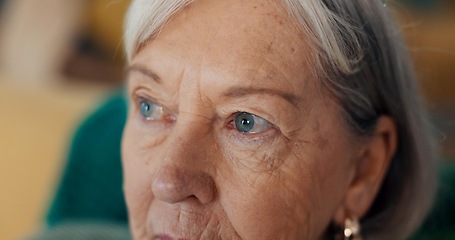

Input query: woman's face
[122,0,361,239]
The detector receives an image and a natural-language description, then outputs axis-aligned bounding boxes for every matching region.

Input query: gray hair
[124,0,436,239]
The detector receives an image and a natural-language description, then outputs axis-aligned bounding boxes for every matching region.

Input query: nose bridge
[151,112,217,205]
[169,110,215,160]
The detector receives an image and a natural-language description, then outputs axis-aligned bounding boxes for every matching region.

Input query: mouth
[154,234,188,240]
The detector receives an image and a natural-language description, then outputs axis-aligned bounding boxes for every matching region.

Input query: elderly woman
[121,0,436,239]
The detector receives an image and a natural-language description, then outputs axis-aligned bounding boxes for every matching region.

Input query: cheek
[219,163,314,239]
[215,141,311,239]
[218,135,353,239]
[287,129,356,236]
[121,120,157,235]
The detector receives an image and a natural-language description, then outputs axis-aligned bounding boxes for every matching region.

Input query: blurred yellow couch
[0,77,108,240]
[0,1,128,239]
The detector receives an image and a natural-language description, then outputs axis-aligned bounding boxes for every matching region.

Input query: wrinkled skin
[122,0,396,239]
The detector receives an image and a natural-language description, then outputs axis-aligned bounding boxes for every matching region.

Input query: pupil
[235,113,255,133]
[141,101,152,118]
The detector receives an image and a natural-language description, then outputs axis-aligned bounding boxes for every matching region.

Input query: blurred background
[0,0,453,239]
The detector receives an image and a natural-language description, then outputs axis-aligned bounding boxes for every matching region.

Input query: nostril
[184,195,198,201]
[151,166,216,205]
[152,172,188,204]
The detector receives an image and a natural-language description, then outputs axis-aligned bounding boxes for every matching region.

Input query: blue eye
[234,112,271,134]
[140,100,154,119]
[138,98,164,121]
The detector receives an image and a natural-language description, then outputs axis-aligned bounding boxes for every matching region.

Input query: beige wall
[0,77,107,240]
[0,1,125,239]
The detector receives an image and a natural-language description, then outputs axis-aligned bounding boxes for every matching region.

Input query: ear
[333,116,398,224]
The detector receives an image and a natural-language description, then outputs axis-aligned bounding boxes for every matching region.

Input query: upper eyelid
[132,92,278,129]
[126,64,161,83]
[132,98,279,138]
[134,95,164,110]
[126,73,161,102]
[229,112,276,130]
[132,92,178,117]
[229,115,278,140]
[129,81,283,125]
[231,111,276,128]
[130,86,158,104]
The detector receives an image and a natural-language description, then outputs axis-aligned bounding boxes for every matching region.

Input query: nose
[152,165,216,204]
[151,125,217,205]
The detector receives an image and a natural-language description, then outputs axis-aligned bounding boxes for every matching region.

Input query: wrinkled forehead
[157,0,300,39]
[133,0,314,88]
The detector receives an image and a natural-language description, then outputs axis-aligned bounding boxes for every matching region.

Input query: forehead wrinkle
[222,86,300,108]
[176,55,222,123]
[136,0,312,118]
[233,58,306,98]
[197,11,308,102]
[127,64,161,83]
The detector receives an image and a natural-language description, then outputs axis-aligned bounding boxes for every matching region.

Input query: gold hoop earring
[343,217,362,240]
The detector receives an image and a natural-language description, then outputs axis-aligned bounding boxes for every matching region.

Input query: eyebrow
[222,86,300,107]
[126,64,161,83]
[126,65,300,106]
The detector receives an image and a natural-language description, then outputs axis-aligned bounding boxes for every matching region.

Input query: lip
[154,234,174,240]
[154,234,188,240]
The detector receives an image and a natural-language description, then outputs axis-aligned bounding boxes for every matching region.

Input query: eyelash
[226,112,275,136]
[133,94,277,138]
[134,95,175,124]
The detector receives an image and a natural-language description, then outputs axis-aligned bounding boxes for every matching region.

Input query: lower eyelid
[230,127,279,143]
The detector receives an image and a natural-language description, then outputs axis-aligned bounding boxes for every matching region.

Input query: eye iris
[140,101,154,119]
[235,112,255,133]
